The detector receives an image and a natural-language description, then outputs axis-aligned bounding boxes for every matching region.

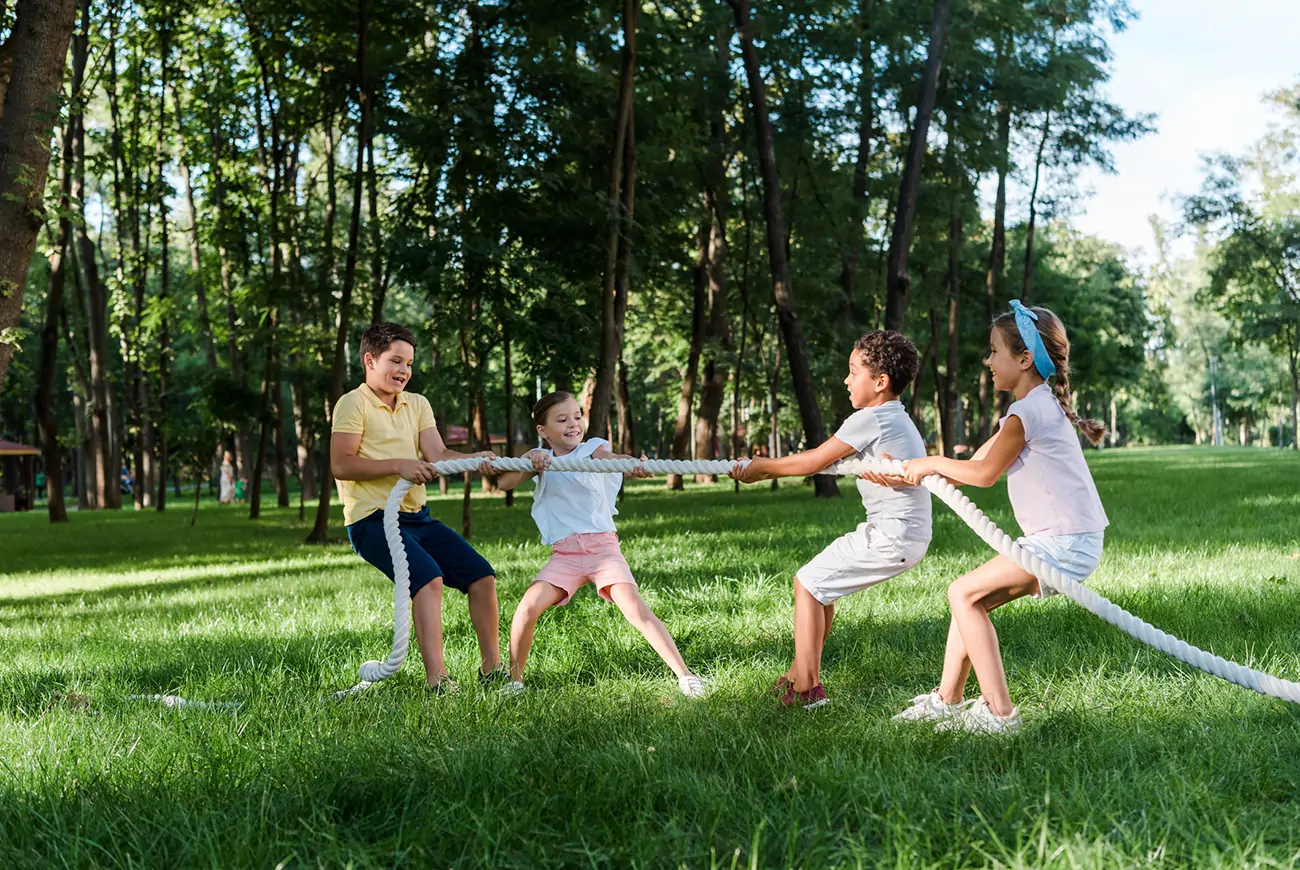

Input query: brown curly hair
[991,305,1106,445]
[853,330,919,395]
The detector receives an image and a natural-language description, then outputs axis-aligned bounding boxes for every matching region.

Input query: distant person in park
[330,322,502,694]
[219,451,236,504]
[730,330,932,709]
[235,478,247,504]
[889,302,1107,735]
[489,392,708,699]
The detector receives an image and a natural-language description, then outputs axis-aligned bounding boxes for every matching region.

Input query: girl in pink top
[884,302,1108,734]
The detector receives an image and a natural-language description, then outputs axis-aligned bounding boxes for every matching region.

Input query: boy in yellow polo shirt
[332,322,503,693]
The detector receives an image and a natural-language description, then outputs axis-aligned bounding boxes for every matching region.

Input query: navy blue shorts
[347,506,495,598]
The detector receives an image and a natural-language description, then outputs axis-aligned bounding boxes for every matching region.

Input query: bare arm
[331,432,435,484]
[491,449,548,491]
[901,416,1025,488]
[418,426,496,465]
[591,444,653,478]
[730,436,857,484]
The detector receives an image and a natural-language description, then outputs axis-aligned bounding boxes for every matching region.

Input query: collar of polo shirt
[358,382,410,410]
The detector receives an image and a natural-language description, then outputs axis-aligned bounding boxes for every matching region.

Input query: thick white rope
[349,456,1300,705]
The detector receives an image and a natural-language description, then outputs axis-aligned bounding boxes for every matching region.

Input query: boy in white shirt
[731,330,931,708]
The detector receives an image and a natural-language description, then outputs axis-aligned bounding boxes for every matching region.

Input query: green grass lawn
[2,446,1299,868]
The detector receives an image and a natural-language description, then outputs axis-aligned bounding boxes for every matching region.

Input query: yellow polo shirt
[332,383,437,525]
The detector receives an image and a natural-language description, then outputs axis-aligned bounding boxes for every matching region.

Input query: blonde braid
[1052,364,1106,445]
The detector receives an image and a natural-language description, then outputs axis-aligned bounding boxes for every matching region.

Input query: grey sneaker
[427,676,460,697]
[934,697,1021,735]
[500,680,525,697]
[892,691,971,723]
[678,674,708,698]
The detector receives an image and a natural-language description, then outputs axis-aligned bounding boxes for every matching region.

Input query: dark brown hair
[991,305,1106,445]
[853,330,919,394]
[532,391,577,429]
[360,322,417,361]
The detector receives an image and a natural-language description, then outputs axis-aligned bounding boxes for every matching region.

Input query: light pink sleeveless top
[999,385,1108,537]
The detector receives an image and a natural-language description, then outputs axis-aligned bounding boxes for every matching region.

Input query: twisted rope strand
[349,456,1300,705]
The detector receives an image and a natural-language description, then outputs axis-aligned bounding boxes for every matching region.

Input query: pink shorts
[533,532,637,606]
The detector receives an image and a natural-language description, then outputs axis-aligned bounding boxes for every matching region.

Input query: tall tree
[588,0,639,441]
[883,0,951,332]
[308,0,370,542]
[729,0,837,497]
[0,0,80,391]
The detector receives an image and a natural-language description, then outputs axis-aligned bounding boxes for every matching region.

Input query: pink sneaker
[779,683,828,709]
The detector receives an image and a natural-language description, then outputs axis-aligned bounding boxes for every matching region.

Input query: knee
[947,579,976,611]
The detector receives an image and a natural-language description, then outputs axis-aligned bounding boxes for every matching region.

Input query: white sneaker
[892,691,970,723]
[678,674,708,698]
[500,681,525,697]
[933,697,1021,735]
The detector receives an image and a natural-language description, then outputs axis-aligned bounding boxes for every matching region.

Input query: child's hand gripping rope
[346,456,1300,706]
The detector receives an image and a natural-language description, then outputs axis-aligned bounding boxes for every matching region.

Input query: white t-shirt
[1000,384,1109,537]
[834,401,932,543]
[530,438,622,546]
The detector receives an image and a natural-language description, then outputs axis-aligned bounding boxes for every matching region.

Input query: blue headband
[1009,300,1057,380]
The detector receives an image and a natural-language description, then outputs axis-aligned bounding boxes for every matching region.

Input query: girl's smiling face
[537,397,586,452]
[984,326,1033,392]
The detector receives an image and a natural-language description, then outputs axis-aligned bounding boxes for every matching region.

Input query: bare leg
[790,576,829,692]
[507,582,567,682]
[607,583,691,678]
[466,575,502,675]
[946,555,1039,716]
[936,615,972,705]
[782,579,833,687]
[411,577,447,686]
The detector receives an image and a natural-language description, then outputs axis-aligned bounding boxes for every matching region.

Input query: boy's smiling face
[844,350,892,409]
[364,340,415,397]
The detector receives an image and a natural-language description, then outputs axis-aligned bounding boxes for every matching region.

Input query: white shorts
[1017,531,1104,599]
[796,522,930,605]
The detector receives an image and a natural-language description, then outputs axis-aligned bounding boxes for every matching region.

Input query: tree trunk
[882,0,951,332]
[0,0,79,391]
[1290,336,1299,450]
[503,318,515,507]
[910,335,936,436]
[309,0,370,543]
[838,0,873,320]
[589,0,639,442]
[610,111,637,464]
[154,25,172,513]
[693,40,732,483]
[930,307,950,457]
[36,135,73,524]
[730,0,838,497]
[616,356,635,456]
[367,135,386,324]
[274,380,290,506]
[174,88,217,371]
[977,100,1010,443]
[667,221,707,491]
[1021,109,1052,305]
[941,203,962,458]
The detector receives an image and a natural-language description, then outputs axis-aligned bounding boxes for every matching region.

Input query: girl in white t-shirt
[490,392,707,698]
[887,302,1108,734]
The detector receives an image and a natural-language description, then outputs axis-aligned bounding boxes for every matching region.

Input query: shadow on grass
[2,654,1298,868]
